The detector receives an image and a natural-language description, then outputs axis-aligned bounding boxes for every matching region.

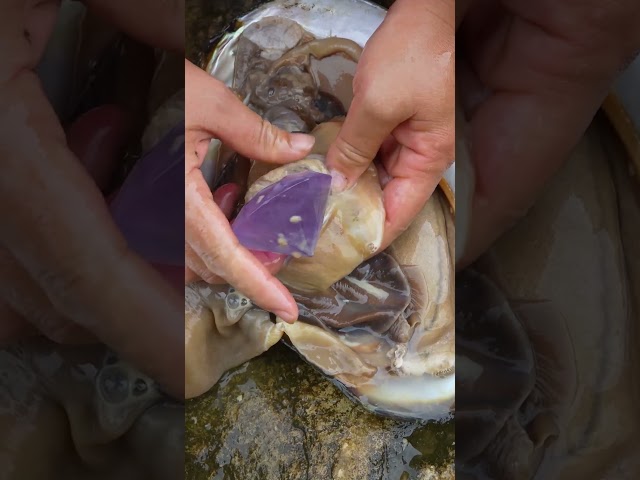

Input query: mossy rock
[185,344,454,480]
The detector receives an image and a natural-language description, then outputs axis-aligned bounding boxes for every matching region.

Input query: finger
[185,248,286,285]
[185,60,315,165]
[379,146,440,249]
[185,243,225,285]
[2,75,184,398]
[458,91,609,269]
[184,266,201,285]
[250,250,288,275]
[0,248,96,344]
[378,120,453,249]
[457,10,626,267]
[185,167,298,322]
[325,90,399,192]
[184,183,241,285]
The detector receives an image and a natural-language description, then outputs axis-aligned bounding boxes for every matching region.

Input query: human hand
[0,69,184,396]
[325,0,455,250]
[456,0,640,268]
[184,60,316,322]
[0,0,188,397]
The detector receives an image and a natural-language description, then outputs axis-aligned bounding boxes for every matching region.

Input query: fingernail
[289,133,315,153]
[329,169,348,193]
[275,309,297,324]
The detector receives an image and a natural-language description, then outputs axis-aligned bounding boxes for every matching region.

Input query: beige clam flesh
[185,16,455,420]
[276,182,455,420]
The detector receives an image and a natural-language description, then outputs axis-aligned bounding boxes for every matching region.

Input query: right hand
[184,60,316,322]
[325,0,455,251]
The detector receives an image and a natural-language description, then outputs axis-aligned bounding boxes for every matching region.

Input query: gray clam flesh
[185,15,455,420]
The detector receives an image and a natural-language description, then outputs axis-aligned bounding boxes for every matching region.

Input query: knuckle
[417,129,455,170]
[359,81,398,122]
[37,267,86,313]
[40,242,130,319]
[254,119,281,159]
[192,236,242,285]
[333,136,372,169]
[199,269,221,285]
[26,306,71,343]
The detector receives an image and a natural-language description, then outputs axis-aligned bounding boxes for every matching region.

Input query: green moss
[185,345,453,480]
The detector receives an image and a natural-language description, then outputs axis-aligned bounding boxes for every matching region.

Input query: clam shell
[189,1,456,422]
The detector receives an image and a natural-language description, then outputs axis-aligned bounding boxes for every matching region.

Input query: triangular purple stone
[109,122,185,266]
[232,170,331,257]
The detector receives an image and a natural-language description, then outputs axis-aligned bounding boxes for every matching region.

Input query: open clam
[185,6,455,421]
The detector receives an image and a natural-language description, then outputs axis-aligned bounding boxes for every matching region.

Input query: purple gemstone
[109,122,185,267]
[232,170,331,257]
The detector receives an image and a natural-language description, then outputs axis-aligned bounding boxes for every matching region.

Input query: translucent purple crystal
[232,170,331,257]
[109,122,184,267]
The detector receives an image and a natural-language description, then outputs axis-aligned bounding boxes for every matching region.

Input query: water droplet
[227,293,240,309]
[99,367,129,404]
[133,378,148,396]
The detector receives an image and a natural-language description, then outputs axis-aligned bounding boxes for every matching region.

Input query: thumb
[325,93,397,191]
[185,60,315,164]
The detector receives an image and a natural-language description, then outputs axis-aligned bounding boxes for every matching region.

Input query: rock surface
[185,344,454,480]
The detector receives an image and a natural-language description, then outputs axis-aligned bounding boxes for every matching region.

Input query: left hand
[184,60,315,322]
